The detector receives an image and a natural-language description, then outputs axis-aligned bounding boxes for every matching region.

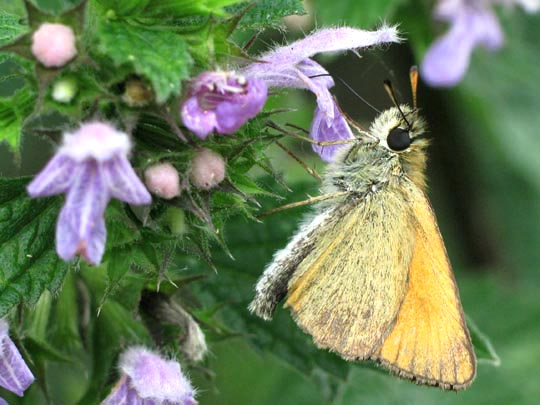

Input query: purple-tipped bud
[102,347,197,405]
[0,320,34,397]
[144,163,181,200]
[181,71,267,138]
[31,23,77,68]
[190,148,226,190]
[27,122,151,265]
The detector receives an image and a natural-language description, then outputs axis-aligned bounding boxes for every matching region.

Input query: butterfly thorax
[322,106,429,197]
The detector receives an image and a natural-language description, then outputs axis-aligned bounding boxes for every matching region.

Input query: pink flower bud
[190,148,226,190]
[144,163,181,199]
[31,23,77,68]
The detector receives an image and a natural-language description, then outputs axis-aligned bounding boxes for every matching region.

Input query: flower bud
[190,148,226,190]
[52,77,78,103]
[31,23,77,68]
[122,79,154,107]
[163,207,187,235]
[144,163,181,199]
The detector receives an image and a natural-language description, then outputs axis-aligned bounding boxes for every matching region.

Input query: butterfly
[249,67,476,390]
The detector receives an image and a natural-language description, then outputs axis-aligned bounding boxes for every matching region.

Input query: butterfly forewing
[286,189,415,360]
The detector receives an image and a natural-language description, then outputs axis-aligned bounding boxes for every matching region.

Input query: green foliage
[0,10,27,46]
[96,20,192,103]
[230,0,306,30]
[0,177,68,317]
[0,87,35,153]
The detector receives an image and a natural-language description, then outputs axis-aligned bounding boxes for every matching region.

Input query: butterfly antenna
[383,79,410,127]
[308,74,381,114]
[409,66,418,109]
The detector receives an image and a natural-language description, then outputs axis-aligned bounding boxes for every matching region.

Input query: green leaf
[0,177,68,317]
[143,0,243,18]
[0,87,35,153]
[50,272,82,350]
[230,0,305,30]
[95,0,152,17]
[96,19,193,103]
[0,10,28,46]
[466,315,500,366]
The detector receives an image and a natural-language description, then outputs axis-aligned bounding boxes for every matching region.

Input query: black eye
[387,127,411,151]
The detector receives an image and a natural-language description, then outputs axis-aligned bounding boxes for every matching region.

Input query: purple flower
[27,122,151,265]
[311,102,354,162]
[0,319,35,399]
[241,26,400,161]
[181,71,267,139]
[421,0,539,87]
[102,347,197,405]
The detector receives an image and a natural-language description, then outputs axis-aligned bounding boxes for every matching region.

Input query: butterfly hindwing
[372,182,476,390]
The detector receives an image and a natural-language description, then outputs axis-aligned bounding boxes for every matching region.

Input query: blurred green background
[2,0,540,404]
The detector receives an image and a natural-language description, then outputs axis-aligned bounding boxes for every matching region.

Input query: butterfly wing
[249,206,343,320]
[286,189,415,360]
[371,182,476,390]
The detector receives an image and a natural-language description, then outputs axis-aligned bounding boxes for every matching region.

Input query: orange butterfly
[250,67,475,390]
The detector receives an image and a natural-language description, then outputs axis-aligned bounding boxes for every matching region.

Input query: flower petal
[103,156,152,205]
[214,79,268,134]
[27,154,76,197]
[56,161,109,265]
[421,7,503,87]
[296,66,335,124]
[297,59,335,89]
[311,101,355,162]
[0,320,34,397]
[256,26,400,67]
[180,96,218,139]
[120,347,197,404]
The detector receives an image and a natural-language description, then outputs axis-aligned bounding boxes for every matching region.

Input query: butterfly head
[369,105,428,154]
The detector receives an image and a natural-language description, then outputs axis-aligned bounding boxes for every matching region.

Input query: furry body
[249,106,476,390]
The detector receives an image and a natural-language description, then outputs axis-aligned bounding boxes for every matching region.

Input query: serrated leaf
[144,0,243,18]
[0,177,68,317]
[229,0,305,30]
[97,20,192,103]
[0,10,28,46]
[95,0,152,17]
[0,87,35,152]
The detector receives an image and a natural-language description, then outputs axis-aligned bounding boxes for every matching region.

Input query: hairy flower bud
[123,79,154,107]
[144,163,181,199]
[52,77,78,103]
[31,23,77,68]
[190,148,226,190]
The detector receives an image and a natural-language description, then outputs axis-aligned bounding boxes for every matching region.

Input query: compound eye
[387,127,411,151]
